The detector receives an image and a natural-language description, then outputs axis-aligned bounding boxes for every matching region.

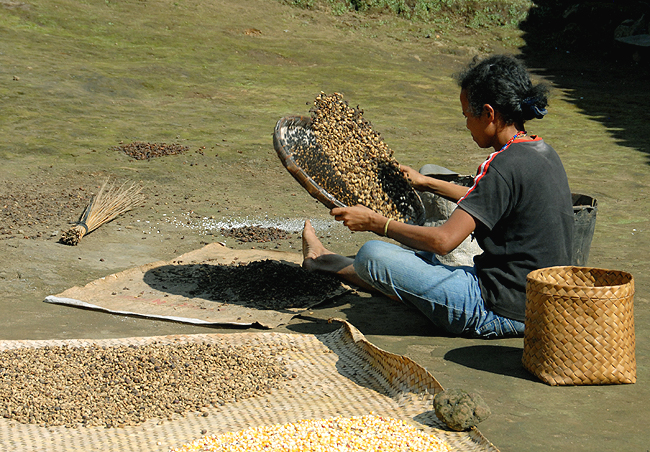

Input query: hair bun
[522,97,547,119]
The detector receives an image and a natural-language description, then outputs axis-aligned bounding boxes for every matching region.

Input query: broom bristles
[60,179,145,246]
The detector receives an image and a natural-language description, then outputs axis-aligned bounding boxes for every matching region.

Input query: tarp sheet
[44,243,348,328]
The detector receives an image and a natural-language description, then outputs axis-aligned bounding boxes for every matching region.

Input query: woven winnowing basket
[522,266,636,386]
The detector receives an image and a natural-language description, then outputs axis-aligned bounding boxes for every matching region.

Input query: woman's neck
[493,125,524,151]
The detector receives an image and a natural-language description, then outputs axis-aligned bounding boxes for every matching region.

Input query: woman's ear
[482,103,496,122]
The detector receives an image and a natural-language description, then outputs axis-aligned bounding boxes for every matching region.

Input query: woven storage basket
[522,266,636,386]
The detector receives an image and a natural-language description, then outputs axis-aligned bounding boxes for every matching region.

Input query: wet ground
[1,0,648,451]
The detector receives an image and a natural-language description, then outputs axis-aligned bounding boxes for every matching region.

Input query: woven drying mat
[0,320,498,452]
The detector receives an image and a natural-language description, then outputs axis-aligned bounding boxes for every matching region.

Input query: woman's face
[460,90,491,148]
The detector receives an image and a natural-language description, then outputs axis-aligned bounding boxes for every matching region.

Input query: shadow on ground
[286,291,443,337]
[444,345,538,381]
[519,0,650,164]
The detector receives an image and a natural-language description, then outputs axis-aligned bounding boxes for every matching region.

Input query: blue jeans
[353,240,525,338]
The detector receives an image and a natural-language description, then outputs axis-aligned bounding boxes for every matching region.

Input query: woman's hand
[401,164,470,202]
[330,205,385,234]
[400,165,429,191]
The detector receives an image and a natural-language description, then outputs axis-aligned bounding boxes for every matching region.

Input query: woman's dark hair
[456,54,549,128]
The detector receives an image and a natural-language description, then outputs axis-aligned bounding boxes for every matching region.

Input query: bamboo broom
[60,179,145,246]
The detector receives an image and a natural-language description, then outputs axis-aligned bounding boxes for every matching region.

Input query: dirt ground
[1,0,649,451]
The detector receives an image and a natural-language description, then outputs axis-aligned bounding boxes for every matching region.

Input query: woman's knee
[353,240,387,280]
[354,241,423,293]
[355,240,387,261]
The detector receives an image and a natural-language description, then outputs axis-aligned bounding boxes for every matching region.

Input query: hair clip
[522,97,547,119]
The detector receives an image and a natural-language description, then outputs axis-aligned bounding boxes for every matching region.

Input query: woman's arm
[330,205,476,256]
[400,165,470,202]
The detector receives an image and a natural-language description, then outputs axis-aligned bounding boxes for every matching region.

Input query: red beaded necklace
[499,130,527,152]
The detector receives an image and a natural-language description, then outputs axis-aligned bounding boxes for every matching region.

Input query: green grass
[283,0,533,28]
[1,0,492,172]
[2,1,290,162]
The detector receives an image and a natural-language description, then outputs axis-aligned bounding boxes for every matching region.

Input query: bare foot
[301,220,373,290]
[301,220,334,271]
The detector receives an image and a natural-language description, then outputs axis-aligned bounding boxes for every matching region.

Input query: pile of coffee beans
[189,260,342,310]
[0,341,289,428]
[292,92,420,222]
[220,226,292,243]
[112,141,189,160]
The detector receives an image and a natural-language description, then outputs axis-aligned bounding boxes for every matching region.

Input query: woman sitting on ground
[302,54,574,338]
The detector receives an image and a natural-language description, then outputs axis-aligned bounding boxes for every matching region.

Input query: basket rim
[273,115,345,210]
[526,265,634,290]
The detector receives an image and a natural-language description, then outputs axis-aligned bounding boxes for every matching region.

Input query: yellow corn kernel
[170,414,452,452]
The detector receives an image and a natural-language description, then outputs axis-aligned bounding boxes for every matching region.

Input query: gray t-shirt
[458,137,573,322]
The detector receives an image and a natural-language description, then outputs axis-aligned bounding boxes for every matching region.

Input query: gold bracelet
[383,218,392,237]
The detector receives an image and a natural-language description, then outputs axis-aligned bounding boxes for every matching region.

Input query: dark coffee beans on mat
[189,260,342,310]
